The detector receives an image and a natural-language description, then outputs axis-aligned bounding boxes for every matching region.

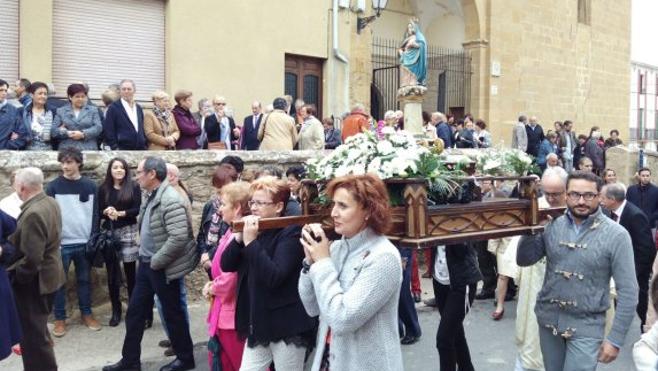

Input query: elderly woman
[298,104,325,150]
[51,83,102,150]
[144,91,180,150]
[203,181,251,371]
[172,90,202,150]
[22,81,57,150]
[221,176,317,370]
[205,96,238,150]
[584,126,605,175]
[299,174,403,371]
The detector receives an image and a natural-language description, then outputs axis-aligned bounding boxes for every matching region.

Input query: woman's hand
[300,223,330,263]
[241,215,260,246]
[200,253,211,270]
[202,281,214,300]
[103,207,116,216]
[68,131,85,140]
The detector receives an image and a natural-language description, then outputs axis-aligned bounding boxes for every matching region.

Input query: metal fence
[371,37,472,121]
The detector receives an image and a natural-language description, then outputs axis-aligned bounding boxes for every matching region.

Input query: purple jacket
[172,106,201,150]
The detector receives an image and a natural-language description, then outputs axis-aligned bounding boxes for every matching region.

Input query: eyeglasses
[248,200,275,208]
[544,191,565,199]
[214,102,226,106]
[566,192,598,201]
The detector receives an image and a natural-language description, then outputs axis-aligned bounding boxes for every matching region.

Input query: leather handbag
[208,141,227,150]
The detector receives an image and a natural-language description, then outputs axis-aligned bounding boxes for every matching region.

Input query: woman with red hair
[298,174,403,371]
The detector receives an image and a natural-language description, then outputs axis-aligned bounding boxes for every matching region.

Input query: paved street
[0,278,639,370]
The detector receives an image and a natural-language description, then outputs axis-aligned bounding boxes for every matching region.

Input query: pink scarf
[207,230,238,337]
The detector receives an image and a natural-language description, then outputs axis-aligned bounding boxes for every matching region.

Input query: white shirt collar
[121,98,139,131]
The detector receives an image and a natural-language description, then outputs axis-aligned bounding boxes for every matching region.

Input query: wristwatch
[302,258,312,273]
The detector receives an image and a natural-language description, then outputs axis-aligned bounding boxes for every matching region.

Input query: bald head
[541,167,567,207]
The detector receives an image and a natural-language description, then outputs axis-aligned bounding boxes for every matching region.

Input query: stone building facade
[3,0,630,145]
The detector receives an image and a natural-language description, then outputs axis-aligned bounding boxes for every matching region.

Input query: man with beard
[517,171,638,371]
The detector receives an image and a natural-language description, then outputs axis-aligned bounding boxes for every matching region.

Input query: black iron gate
[371,37,472,121]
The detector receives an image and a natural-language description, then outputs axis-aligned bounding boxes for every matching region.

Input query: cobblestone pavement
[0,278,639,370]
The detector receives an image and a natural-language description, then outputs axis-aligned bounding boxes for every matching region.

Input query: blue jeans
[155,278,189,338]
[398,247,422,338]
[538,326,601,371]
[54,244,92,320]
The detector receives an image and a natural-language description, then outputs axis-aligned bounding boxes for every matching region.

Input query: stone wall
[0,150,324,312]
[606,146,656,185]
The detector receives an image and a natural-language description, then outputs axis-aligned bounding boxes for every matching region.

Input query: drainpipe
[332,0,349,124]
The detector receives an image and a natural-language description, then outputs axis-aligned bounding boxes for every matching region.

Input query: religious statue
[399,19,427,87]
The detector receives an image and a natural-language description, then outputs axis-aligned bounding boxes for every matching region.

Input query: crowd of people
[2,75,658,371]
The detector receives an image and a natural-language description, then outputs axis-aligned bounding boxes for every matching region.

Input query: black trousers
[398,247,422,338]
[637,269,651,329]
[433,279,476,371]
[13,278,57,371]
[473,240,496,294]
[106,259,136,311]
[121,260,193,365]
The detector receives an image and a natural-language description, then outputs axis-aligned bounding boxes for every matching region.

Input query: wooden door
[285,54,323,119]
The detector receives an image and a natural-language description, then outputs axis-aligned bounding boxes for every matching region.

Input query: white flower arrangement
[306,129,429,181]
[476,148,537,176]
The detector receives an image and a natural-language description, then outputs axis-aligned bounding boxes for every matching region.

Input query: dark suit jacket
[8,193,65,294]
[436,122,452,148]
[618,201,657,277]
[627,183,658,228]
[204,114,237,145]
[220,226,317,342]
[102,99,146,150]
[241,114,262,150]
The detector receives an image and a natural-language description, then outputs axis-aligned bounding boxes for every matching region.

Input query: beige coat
[257,110,298,150]
[298,117,325,150]
[144,111,181,150]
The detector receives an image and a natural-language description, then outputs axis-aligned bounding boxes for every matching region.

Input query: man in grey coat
[512,115,528,152]
[104,157,198,371]
[517,171,638,371]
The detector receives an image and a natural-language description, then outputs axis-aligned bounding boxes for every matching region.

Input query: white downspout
[332,0,349,125]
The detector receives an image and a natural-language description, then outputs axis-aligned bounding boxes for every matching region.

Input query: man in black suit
[601,183,657,331]
[525,116,545,158]
[102,79,146,150]
[241,101,262,150]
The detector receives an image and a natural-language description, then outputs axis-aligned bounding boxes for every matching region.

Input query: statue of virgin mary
[398,19,427,87]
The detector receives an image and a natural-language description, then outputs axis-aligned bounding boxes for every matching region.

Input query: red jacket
[341,112,370,142]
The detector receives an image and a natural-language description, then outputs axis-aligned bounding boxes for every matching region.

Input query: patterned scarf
[153,105,171,138]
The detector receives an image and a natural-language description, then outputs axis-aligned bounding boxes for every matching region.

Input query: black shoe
[159,358,195,371]
[109,307,122,327]
[400,335,420,345]
[475,291,495,300]
[423,297,437,307]
[158,339,172,348]
[412,292,422,303]
[164,347,175,357]
[102,360,141,371]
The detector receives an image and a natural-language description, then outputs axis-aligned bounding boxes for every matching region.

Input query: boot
[109,304,122,327]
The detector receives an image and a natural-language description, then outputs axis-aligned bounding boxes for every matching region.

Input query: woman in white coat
[298,174,403,371]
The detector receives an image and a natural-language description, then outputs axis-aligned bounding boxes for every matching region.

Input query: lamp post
[356,0,388,34]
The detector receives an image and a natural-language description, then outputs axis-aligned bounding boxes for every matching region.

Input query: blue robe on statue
[400,22,428,85]
[0,209,21,361]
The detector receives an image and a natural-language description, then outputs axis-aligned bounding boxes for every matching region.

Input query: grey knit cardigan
[298,228,403,371]
[138,180,199,282]
[517,207,638,346]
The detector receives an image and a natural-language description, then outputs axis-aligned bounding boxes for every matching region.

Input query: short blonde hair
[213,95,226,104]
[152,90,170,102]
[220,181,251,213]
[250,176,290,208]
[101,89,119,106]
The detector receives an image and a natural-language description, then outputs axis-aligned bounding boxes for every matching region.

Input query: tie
[610,211,618,223]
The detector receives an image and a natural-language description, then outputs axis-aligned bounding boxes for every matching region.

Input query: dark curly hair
[326,174,391,235]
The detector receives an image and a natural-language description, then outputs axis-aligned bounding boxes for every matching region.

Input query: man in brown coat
[257,97,299,150]
[8,167,65,371]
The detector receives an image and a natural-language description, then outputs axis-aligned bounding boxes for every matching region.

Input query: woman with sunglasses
[221,176,317,370]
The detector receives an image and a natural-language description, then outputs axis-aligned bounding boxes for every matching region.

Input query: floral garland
[475,147,538,176]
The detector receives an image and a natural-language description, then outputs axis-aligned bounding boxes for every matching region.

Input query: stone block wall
[0,150,323,312]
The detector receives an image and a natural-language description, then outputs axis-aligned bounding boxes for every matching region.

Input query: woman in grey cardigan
[51,83,102,150]
[299,174,403,371]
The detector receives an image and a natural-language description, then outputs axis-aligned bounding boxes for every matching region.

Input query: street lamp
[357,0,388,34]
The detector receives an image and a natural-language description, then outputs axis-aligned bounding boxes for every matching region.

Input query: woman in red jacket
[172,90,202,150]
